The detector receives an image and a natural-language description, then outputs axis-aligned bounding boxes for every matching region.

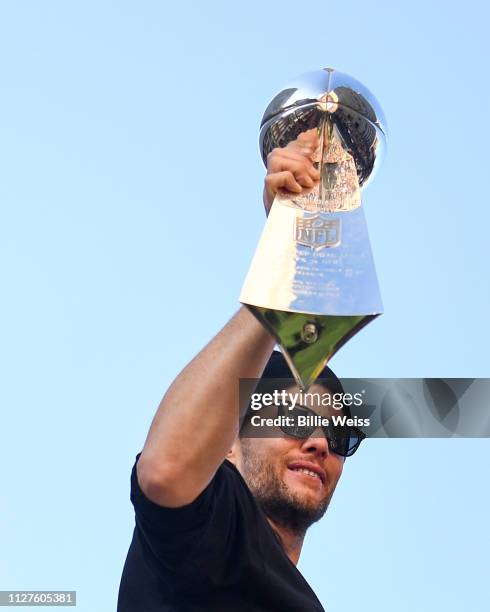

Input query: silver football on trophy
[259,67,387,207]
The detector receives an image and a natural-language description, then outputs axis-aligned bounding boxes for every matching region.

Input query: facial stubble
[239,440,337,536]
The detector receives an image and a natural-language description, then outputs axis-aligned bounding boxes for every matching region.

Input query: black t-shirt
[117,453,325,612]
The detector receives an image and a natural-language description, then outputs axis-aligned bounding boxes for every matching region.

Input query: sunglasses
[277,403,366,457]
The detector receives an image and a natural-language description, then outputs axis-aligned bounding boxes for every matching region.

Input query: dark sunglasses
[277,403,366,458]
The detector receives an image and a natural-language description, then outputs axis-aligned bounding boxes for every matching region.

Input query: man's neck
[267,518,305,565]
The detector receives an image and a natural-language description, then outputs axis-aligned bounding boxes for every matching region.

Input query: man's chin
[282,468,327,506]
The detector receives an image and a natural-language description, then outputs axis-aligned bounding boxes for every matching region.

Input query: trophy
[240,68,387,390]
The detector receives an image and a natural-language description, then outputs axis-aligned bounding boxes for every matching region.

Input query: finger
[268,147,320,172]
[290,131,321,159]
[277,151,321,180]
[265,171,303,195]
[268,149,318,170]
[285,143,315,160]
[296,129,320,148]
[268,156,320,183]
[269,146,316,163]
[274,149,315,163]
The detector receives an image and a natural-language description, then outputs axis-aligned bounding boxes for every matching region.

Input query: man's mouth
[287,462,326,485]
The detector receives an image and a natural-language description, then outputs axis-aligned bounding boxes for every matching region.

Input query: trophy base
[247,305,378,390]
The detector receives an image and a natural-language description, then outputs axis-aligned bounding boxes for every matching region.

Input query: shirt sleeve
[129,452,219,570]
[129,452,262,587]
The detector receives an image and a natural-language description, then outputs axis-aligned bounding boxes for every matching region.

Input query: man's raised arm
[137,135,319,508]
[136,307,275,508]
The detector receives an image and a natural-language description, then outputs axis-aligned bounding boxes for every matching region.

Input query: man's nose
[300,429,330,457]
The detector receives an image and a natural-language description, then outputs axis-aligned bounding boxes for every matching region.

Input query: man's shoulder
[131,453,251,515]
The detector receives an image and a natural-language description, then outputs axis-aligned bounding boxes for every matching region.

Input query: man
[117,134,365,611]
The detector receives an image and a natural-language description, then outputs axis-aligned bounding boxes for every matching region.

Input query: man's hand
[263,130,321,215]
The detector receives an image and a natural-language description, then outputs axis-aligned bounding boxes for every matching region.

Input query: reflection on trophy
[240,68,387,390]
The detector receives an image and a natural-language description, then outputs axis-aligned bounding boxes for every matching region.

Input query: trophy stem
[247,305,379,390]
[317,115,327,207]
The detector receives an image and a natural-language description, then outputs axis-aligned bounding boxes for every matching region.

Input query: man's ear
[226,439,241,467]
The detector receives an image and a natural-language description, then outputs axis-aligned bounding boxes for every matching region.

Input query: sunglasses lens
[329,428,363,457]
[278,405,365,457]
[279,405,314,438]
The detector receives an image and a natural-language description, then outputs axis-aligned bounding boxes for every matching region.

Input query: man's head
[228,351,348,537]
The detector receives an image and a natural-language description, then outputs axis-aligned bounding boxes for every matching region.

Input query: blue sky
[1,1,489,610]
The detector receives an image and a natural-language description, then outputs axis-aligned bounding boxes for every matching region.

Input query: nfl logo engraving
[295,214,341,250]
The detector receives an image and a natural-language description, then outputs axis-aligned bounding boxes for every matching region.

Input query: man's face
[230,384,344,534]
